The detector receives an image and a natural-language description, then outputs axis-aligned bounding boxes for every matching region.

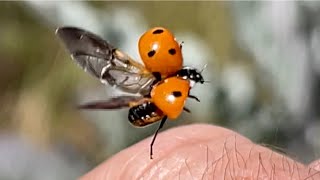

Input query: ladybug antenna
[200,64,208,73]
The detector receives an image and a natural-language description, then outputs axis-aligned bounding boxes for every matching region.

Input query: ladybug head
[176,66,205,85]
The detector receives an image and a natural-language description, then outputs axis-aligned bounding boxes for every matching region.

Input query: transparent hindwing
[56,26,155,96]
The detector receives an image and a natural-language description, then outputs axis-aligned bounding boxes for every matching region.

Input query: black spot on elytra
[152,29,164,34]
[168,48,176,55]
[148,50,156,57]
[172,91,182,97]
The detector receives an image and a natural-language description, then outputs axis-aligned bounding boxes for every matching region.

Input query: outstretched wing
[56,27,155,95]
[78,96,144,110]
[56,27,115,77]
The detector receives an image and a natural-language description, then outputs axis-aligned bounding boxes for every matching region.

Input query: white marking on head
[189,80,196,88]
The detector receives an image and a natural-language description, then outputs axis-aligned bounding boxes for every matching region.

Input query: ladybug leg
[150,116,167,159]
[183,107,191,113]
[188,94,200,102]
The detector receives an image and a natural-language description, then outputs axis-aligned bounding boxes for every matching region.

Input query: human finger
[80,124,320,179]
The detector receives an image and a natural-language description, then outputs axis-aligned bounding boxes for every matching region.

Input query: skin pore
[80,124,320,180]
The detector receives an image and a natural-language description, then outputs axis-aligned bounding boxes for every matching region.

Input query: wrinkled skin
[80,124,320,180]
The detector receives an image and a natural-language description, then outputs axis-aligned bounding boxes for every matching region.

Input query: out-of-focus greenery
[1,1,320,179]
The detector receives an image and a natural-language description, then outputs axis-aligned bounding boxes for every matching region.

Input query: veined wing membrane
[78,96,144,109]
[56,27,155,95]
[56,27,117,77]
[102,66,155,95]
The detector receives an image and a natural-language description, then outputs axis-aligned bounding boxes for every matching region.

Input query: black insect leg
[188,94,200,102]
[183,107,191,113]
[150,116,167,159]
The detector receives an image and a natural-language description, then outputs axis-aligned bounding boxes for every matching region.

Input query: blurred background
[1,1,320,179]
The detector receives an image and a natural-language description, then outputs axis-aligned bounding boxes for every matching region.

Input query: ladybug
[56,26,205,159]
[139,27,183,78]
[78,76,203,159]
[123,76,203,158]
[128,77,194,126]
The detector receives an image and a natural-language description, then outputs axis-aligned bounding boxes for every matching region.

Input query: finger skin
[80,124,320,180]
[310,159,320,172]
